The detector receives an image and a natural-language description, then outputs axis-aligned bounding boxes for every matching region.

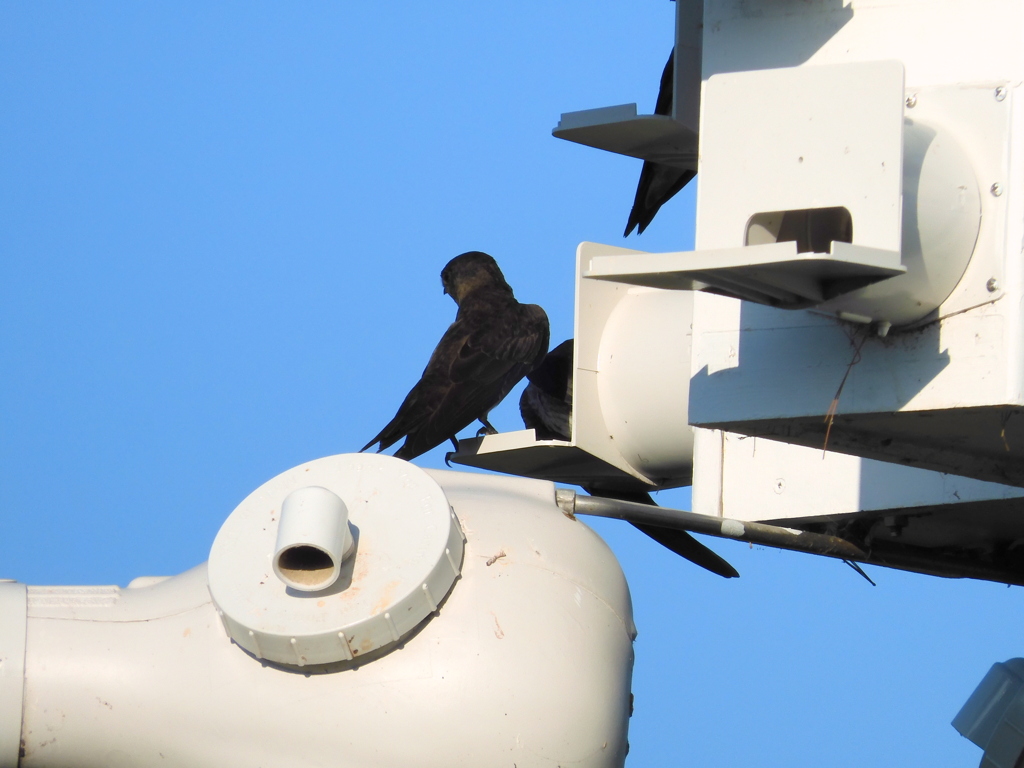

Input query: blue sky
[0,3,1017,765]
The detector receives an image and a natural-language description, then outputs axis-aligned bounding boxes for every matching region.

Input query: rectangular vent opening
[746,207,853,254]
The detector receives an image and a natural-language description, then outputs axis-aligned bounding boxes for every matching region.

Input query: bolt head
[996,86,1008,102]
[992,182,1004,197]
[987,277,1000,292]
[905,94,918,108]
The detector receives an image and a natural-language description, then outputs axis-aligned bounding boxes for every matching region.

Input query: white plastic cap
[272,486,354,592]
[208,453,465,666]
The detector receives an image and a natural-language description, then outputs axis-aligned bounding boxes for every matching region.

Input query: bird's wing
[520,383,572,441]
[394,301,549,459]
[359,319,469,454]
[521,337,573,440]
[450,302,548,383]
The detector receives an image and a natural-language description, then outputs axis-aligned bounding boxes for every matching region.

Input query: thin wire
[823,329,869,455]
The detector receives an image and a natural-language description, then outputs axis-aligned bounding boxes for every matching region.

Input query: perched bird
[521,339,738,579]
[623,49,697,237]
[519,338,573,441]
[362,251,549,461]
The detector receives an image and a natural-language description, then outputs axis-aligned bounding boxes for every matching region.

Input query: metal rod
[560,490,867,561]
[856,540,1024,587]
[558,489,1024,587]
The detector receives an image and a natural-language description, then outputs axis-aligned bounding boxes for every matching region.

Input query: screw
[905,94,918,108]
[992,182,1004,197]
[996,87,1007,102]
[988,278,999,292]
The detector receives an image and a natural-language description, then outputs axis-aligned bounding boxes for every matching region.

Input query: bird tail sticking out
[585,487,739,579]
[359,388,425,456]
[623,48,697,237]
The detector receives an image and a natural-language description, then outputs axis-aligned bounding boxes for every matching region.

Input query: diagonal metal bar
[559,489,866,560]
[559,489,1024,586]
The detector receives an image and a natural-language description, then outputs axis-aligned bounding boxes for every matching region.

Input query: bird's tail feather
[631,522,739,579]
[584,486,739,578]
[359,430,391,455]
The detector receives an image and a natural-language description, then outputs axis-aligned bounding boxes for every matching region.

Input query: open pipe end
[272,486,353,593]
[275,545,338,590]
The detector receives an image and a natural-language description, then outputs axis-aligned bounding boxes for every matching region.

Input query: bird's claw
[445,451,455,468]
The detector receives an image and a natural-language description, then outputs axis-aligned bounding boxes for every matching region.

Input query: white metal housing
[9,459,635,768]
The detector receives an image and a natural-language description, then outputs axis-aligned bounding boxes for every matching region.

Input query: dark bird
[623,48,697,237]
[519,338,573,441]
[520,339,738,579]
[362,251,550,461]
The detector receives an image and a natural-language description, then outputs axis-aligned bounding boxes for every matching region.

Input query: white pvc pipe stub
[273,486,354,592]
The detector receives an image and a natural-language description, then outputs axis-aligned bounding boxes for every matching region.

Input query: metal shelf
[449,429,666,494]
[552,104,697,170]
[584,240,905,310]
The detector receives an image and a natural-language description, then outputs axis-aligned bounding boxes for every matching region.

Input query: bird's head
[441,251,513,305]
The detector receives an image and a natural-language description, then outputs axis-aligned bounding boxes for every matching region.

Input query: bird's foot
[445,451,455,468]
[476,418,499,438]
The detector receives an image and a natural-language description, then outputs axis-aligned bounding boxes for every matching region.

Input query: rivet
[996,87,1007,102]
[905,94,917,108]
[987,278,1000,292]
[991,183,1003,197]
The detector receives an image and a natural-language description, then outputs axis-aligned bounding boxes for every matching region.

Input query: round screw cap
[208,453,464,666]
